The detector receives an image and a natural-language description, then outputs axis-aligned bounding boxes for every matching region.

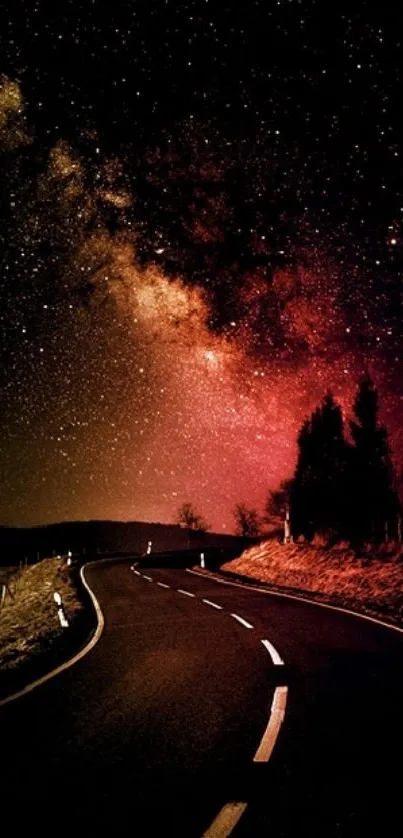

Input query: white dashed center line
[253,686,288,762]
[202,801,248,838]
[231,613,254,629]
[261,638,284,666]
[129,568,288,838]
[202,599,223,610]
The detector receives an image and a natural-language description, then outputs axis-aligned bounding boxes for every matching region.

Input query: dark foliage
[265,479,293,520]
[290,378,401,547]
[349,374,400,546]
[233,503,260,538]
[291,392,349,542]
[175,502,210,532]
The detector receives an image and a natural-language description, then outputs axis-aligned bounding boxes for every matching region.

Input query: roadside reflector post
[283,506,293,544]
[146,541,152,555]
[53,591,69,628]
[200,552,205,568]
[58,608,69,628]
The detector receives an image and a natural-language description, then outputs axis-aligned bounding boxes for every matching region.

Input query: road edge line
[187,568,403,635]
[0,560,105,708]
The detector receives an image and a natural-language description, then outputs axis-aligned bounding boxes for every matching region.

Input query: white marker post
[53,591,69,628]
[283,507,293,544]
[200,552,205,569]
[67,551,72,566]
[146,541,152,555]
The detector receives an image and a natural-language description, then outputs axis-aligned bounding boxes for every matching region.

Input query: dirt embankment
[221,539,403,624]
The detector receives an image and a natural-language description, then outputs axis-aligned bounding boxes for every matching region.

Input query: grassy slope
[222,539,403,623]
[0,558,84,672]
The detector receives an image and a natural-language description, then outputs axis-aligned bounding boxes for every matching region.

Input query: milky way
[0,3,402,531]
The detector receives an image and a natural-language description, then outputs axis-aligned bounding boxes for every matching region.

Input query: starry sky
[0,1,402,531]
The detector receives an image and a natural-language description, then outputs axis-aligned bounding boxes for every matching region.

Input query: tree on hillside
[175,502,210,532]
[349,374,400,546]
[291,392,349,541]
[394,466,403,543]
[233,503,261,538]
[265,479,293,521]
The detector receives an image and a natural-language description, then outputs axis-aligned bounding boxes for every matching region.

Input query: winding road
[1,557,403,836]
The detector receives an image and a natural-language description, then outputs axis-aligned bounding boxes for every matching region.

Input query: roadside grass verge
[0,558,90,700]
[219,539,403,626]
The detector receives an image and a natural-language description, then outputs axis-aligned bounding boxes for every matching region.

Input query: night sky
[0,2,402,531]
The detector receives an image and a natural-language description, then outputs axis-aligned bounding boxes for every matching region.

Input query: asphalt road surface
[1,558,403,837]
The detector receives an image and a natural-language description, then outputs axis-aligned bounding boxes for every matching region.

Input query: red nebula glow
[92,244,398,531]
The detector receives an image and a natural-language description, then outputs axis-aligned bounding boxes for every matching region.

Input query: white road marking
[177,588,195,597]
[231,613,254,629]
[202,672,288,835]
[202,598,223,610]
[157,582,170,589]
[0,559,106,708]
[187,567,403,636]
[143,575,153,582]
[253,686,288,762]
[261,638,284,666]
[132,569,141,575]
[57,607,69,628]
[202,801,248,838]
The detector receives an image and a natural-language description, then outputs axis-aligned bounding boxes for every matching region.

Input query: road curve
[1,559,403,837]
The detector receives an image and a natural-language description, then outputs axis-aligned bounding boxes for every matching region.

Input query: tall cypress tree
[349,374,399,546]
[291,392,349,541]
[291,412,318,541]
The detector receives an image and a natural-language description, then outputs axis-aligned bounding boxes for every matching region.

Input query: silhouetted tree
[265,479,293,521]
[291,392,349,541]
[175,502,210,532]
[233,503,260,538]
[349,374,399,546]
